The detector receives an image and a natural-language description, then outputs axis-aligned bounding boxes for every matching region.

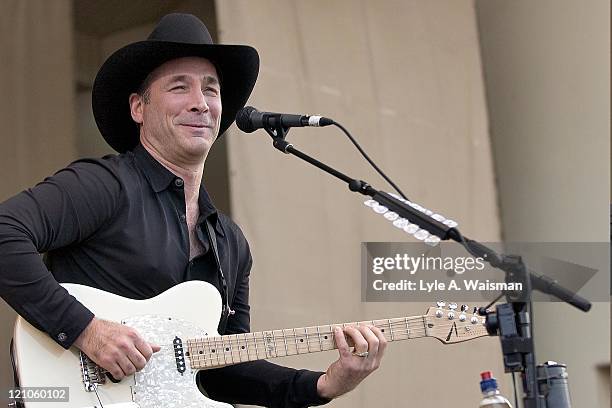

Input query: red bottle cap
[480,371,493,380]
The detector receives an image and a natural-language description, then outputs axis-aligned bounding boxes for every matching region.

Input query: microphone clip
[262,114,290,138]
[261,114,293,154]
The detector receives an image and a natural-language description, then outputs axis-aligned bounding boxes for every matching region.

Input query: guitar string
[187,328,489,367]
[182,324,488,367]
[84,318,484,370]
[87,321,486,373]
[168,319,486,353]
[161,315,484,348]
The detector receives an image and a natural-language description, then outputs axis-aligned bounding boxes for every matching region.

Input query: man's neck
[141,142,203,204]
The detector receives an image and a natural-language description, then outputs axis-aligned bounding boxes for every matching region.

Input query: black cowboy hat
[92,13,259,153]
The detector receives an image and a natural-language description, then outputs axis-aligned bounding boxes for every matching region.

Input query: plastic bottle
[479,371,513,408]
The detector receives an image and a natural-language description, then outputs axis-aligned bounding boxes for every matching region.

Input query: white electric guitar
[12,281,488,408]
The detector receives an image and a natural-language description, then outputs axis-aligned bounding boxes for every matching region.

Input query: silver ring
[353,351,369,358]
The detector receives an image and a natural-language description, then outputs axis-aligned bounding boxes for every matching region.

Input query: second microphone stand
[260,121,589,408]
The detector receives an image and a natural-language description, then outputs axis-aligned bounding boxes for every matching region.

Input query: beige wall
[217,1,505,407]
[0,1,76,404]
[476,0,610,407]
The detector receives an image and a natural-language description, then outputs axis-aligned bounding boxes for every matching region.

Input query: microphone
[236,106,334,133]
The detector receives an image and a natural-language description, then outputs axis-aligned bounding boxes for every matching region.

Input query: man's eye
[205,87,219,95]
[171,85,187,91]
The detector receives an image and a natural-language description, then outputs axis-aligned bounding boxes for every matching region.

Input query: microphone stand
[262,123,590,408]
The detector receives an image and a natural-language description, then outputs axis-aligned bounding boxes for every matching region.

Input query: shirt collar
[133,144,223,236]
[133,144,176,193]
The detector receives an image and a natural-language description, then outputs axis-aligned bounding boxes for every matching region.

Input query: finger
[151,343,162,353]
[107,362,125,380]
[127,345,148,371]
[344,326,368,354]
[333,326,351,358]
[356,325,380,356]
[134,338,154,362]
[117,354,137,377]
[370,326,388,355]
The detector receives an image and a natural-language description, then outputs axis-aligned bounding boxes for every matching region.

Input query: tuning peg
[459,314,467,322]
[470,316,480,324]
[435,310,443,318]
[461,304,469,312]
[364,199,378,207]
[436,301,446,308]
[448,303,458,311]
[447,312,455,320]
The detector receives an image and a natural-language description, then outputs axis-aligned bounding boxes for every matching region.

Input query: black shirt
[0,144,329,407]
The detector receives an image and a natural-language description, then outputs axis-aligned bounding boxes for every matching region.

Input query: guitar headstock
[423,301,489,344]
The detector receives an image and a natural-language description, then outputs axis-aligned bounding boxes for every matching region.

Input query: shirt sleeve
[0,159,121,348]
[198,219,331,407]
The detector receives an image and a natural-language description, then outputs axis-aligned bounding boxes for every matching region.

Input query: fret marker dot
[299,339,304,342]
[198,351,203,354]
[225,347,230,351]
[324,336,328,339]
[241,346,245,349]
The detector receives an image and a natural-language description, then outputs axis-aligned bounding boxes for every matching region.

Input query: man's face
[129,57,222,164]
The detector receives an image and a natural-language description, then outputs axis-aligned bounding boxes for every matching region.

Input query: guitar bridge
[79,351,107,392]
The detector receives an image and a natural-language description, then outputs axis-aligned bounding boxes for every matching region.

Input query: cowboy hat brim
[92,40,259,153]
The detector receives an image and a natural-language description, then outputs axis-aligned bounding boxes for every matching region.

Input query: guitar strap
[204,218,233,334]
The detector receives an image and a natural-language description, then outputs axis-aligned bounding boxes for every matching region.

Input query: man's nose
[189,89,209,112]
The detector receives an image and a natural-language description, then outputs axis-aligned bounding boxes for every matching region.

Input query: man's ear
[129,93,144,125]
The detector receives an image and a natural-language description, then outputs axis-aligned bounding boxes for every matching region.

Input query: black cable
[332,121,409,200]
[512,372,519,408]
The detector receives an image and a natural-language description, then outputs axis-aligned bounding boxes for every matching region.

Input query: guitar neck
[186,316,426,369]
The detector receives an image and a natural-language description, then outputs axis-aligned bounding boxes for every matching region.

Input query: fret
[236,333,248,362]
[191,339,201,369]
[282,329,289,356]
[263,331,274,358]
[242,333,249,362]
[387,319,394,341]
[237,333,244,362]
[292,328,300,354]
[201,338,209,368]
[212,336,220,366]
[304,328,310,353]
[316,326,323,352]
[272,330,279,358]
[227,335,234,363]
[253,332,260,359]
[186,340,195,368]
[202,339,207,367]
[329,325,335,349]
[404,317,410,339]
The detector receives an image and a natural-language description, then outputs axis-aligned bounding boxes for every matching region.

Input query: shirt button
[57,332,67,342]
[174,178,184,188]
[179,213,186,222]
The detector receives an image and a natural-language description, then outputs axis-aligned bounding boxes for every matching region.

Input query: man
[0,13,385,407]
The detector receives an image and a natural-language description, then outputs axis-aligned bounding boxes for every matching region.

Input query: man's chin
[181,136,214,157]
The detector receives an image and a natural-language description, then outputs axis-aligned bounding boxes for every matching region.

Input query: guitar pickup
[173,336,187,375]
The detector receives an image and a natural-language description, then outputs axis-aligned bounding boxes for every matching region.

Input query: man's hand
[317,325,387,399]
[73,317,161,380]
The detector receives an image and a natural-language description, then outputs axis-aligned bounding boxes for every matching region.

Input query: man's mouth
[180,123,210,128]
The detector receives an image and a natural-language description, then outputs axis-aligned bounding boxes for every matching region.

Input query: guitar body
[13,281,232,408]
